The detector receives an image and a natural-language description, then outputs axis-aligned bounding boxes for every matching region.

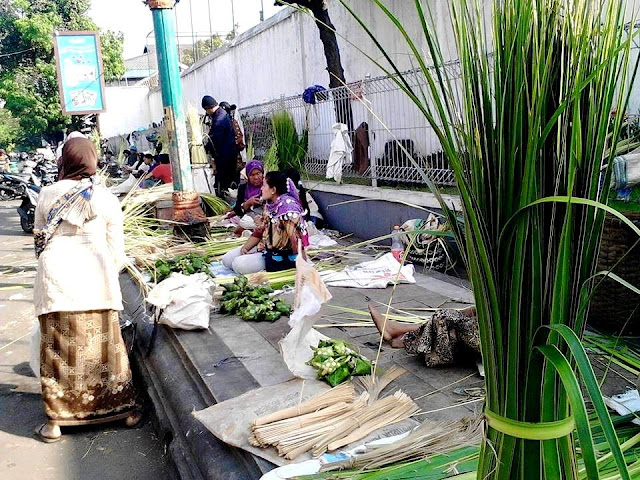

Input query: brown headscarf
[59,138,97,180]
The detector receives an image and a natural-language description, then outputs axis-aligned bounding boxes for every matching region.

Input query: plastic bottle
[391,225,405,263]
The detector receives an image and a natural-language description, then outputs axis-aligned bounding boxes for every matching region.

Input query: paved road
[0,201,175,480]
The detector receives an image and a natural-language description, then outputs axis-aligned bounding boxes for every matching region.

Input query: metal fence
[238,66,462,187]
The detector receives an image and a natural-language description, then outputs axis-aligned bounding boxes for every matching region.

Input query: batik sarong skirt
[39,310,137,426]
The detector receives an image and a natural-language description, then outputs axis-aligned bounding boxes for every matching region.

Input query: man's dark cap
[201,95,218,109]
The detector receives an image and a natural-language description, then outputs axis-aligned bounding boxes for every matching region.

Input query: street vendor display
[249,370,418,461]
[220,274,292,322]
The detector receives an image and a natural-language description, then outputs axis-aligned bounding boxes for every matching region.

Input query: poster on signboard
[53,31,106,115]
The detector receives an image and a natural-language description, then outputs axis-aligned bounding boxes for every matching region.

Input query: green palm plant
[271,110,309,171]
[336,0,640,478]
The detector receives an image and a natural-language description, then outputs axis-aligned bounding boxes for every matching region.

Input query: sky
[89,0,285,59]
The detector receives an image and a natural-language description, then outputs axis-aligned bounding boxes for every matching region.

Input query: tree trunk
[309,5,353,131]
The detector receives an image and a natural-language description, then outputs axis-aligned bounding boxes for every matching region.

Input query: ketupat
[307,339,372,387]
[220,275,291,322]
[152,253,213,282]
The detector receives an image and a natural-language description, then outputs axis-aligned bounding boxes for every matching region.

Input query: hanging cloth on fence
[326,123,353,184]
[353,122,370,175]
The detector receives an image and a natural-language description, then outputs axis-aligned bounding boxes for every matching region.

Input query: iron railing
[238,67,461,187]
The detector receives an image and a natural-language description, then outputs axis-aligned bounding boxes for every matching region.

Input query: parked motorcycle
[17,180,40,234]
[0,173,27,200]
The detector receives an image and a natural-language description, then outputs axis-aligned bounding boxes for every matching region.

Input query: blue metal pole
[148,0,206,233]
[148,0,192,192]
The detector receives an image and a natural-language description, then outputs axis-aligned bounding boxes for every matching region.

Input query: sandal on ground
[125,410,144,429]
[34,423,61,443]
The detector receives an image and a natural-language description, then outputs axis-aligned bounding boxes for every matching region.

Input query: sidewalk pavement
[0,201,175,480]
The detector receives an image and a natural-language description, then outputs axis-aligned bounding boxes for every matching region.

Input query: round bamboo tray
[588,211,640,334]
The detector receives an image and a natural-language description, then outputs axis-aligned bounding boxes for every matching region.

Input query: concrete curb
[120,273,272,480]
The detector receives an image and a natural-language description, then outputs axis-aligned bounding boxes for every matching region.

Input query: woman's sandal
[34,423,61,443]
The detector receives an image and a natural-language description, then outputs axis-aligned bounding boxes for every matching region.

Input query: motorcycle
[17,180,40,234]
[2,172,40,233]
[0,172,27,200]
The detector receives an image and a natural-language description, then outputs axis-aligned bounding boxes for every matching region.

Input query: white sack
[109,174,138,195]
[321,252,416,289]
[146,272,215,330]
[605,389,640,426]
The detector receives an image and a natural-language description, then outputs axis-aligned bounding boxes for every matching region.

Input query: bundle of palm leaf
[263,140,279,173]
[271,110,308,172]
[120,183,180,268]
[200,193,230,216]
[116,138,127,165]
[187,104,208,165]
[250,369,418,460]
[338,0,640,477]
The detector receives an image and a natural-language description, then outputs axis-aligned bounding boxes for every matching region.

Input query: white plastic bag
[279,252,332,379]
[29,321,40,379]
[146,272,215,330]
[109,174,138,194]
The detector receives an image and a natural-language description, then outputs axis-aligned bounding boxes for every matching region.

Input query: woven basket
[588,211,640,334]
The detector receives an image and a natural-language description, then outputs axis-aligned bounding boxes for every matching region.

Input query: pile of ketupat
[307,339,372,386]
[220,274,291,322]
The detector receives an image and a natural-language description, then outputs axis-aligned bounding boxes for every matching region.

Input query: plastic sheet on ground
[320,252,416,289]
[260,429,413,479]
[308,232,338,249]
[605,389,640,425]
[193,378,418,468]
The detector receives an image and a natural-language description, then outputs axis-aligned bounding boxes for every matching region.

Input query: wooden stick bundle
[249,382,419,460]
[251,383,355,427]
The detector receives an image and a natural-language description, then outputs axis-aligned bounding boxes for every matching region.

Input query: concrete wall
[172,1,466,109]
[101,86,154,138]
[311,189,438,241]
[118,1,640,140]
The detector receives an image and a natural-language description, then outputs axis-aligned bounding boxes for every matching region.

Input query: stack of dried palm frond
[321,417,482,472]
[249,368,419,460]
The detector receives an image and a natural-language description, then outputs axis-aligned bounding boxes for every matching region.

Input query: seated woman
[222,171,309,274]
[226,161,264,233]
[150,153,172,184]
[369,304,480,367]
[285,168,324,227]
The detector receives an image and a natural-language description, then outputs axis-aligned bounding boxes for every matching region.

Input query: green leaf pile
[153,253,212,282]
[307,339,372,387]
[221,275,291,322]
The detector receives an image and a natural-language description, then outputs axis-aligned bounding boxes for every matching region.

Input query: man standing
[202,95,237,197]
[220,101,246,175]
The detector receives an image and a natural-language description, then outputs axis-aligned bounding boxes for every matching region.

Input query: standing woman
[33,138,141,442]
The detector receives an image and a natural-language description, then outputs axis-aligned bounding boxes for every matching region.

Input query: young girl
[222,171,309,274]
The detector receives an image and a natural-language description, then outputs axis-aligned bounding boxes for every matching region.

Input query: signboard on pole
[53,31,107,115]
